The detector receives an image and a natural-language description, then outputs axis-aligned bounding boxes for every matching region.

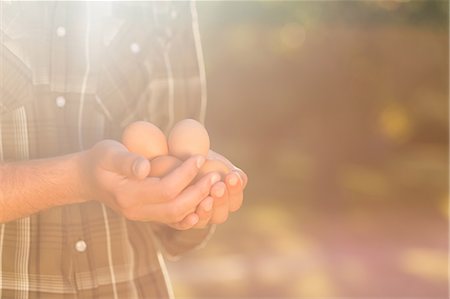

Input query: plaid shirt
[0,1,213,298]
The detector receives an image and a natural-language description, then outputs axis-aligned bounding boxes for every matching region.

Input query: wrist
[73,150,95,202]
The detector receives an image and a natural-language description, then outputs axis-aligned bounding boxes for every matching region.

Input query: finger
[226,171,244,212]
[232,168,248,189]
[210,181,227,201]
[192,197,214,228]
[131,157,151,179]
[168,172,220,221]
[162,196,213,229]
[197,196,214,218]
[210,182,230,224]
[97,140,150,179]
[207,149,248,188]
[159,155,205,197]
[168,213,199,231]
[143,172,220,223]
[210,203,230,224]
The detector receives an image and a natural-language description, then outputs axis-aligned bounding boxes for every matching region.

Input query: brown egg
[149,155,182,178]
[122,121,168,159]
[194,158,230,183]
[168,119,210,160]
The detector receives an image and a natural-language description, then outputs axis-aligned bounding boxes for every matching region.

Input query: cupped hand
[80,140,220,227]
[188,149,248,229]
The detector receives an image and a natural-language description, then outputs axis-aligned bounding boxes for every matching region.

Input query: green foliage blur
[202,1,448,27]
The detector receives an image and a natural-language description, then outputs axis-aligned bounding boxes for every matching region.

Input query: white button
[55,96,66,108]
[130,42,141,54]
[56,26,66,37]
[170,10,178,20]
[75,240,87,252]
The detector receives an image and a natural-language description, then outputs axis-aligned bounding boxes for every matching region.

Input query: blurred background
[167,1,449,298]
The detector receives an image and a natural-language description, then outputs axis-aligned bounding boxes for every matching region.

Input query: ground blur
[166,1,449,298]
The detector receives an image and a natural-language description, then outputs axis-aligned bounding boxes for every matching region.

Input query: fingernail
[190,214,199,225]
[196,156,206,169]
[229,175,239,186]
[132,160,140,175]
[235,170,245,185]
[204,200,213,212]
[133,158,148,178]
[210,174,221,184]
[215,186,225,198]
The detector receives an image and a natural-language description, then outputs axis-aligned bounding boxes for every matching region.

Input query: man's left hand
[170,149,248,230]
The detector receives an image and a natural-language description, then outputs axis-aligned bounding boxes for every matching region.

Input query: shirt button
[55,96,66,108]
[75,240,87,252]
[56,26,66,37]
[130,42,141,54]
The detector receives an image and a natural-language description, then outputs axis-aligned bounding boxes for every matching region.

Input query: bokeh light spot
[399,248,448,282]
[226,24,258,53]
[379,102,412,143]
[339,164,389,197]
[279,22,306,52]
[293,270,336,297]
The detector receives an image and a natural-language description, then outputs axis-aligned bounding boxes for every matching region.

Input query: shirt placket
[50,3,68,93]
[50,5,92,292]
[67,204,98,292]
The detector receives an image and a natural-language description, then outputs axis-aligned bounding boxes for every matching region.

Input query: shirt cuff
[151,223,216,260]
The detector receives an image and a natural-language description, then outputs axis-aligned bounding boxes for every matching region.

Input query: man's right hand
[80,140,220,229]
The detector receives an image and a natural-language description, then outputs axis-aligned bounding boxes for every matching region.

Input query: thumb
[114,153,150,179]
[130,157,151,179]
[95,140,151,179]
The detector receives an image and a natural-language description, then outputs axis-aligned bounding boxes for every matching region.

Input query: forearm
[0,153,85,223]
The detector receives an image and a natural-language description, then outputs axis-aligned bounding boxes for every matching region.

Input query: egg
[149,155,182,177]
[194,158,230,183]
[168,119,210,160]
[122,121,168,159]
